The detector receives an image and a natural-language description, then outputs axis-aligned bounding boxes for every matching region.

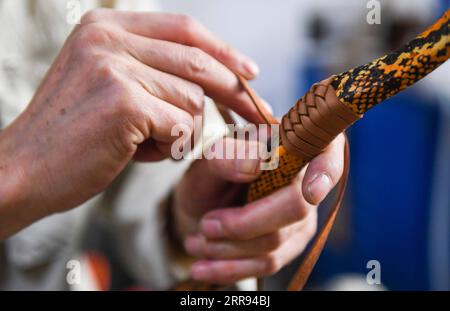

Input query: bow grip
[247,76,361,202]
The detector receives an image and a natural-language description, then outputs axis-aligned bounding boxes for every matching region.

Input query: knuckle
[109,103,144,144]
[173,112,195,137]
[72,22,117,51]
[185,47,212,77]
[185,85,205,114]
[262,253,282,275]
[70,42,126,92]
[112,115,147,157]
[290,201,309,221]
[265,232,285,250]
[92,58,123,86]
[222,216,247,239]
[94,72,135,117]
[181,112,195,130]
[80,9,106,24]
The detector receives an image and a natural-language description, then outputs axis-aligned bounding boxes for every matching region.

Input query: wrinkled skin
[0,9,262,239]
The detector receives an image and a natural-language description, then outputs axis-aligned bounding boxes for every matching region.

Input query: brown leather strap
[236,75,279,125]
[287,133,350,291]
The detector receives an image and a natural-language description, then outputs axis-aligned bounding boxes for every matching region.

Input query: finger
[133,94,194,161]
[132,60,205,116]
[82,10,259,79]
[199,168,315,240]
[190,223,314,284]
[302,133,345,205]
[173,137,263,216]
[124,34,264,124]
[206,137,263,183]
[135,91,194,146]
[179,137,262,196]
[185,221,303,260]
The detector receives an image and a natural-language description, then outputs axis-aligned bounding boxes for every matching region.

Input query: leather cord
[236,75,279,125]
[287,133,350,290]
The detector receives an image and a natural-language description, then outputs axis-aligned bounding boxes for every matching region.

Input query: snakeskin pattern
[247,147,305,202]
[332,10,449,115]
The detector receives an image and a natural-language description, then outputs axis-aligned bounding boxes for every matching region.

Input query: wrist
[0,130,35,239]
[0,134,25,205]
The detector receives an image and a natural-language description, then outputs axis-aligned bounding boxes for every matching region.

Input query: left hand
[172,134,345,284]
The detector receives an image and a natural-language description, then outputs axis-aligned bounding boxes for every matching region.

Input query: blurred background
[158,0,450,291]
[1,0,449,290]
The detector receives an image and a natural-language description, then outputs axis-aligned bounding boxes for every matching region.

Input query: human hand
[0,10,262,239]
[172,134,345,284]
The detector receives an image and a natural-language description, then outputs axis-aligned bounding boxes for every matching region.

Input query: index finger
[81,9,259,79]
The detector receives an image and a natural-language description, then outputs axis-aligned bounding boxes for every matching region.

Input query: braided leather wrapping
[247,76,361,202]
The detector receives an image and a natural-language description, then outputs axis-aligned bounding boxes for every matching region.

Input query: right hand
[0,9,262,239]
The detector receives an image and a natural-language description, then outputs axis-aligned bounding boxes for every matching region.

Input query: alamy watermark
[366,259,381,285]
[171,116,281,170]
[66,0,81,25]
[66,259,81,285]
[366,0,381,25]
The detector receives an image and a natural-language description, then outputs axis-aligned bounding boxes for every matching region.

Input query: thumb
[206,137,262,183]
[302,133,345,205]
[175,137,262,218]
[184,137,262,189]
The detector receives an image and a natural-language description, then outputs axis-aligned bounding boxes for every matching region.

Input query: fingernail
[237,158,260,175]
[307,173,332,205]
[185,235,204,256]
[191,262,210,280]
[242,59,260,77]
[201,219,223,238]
